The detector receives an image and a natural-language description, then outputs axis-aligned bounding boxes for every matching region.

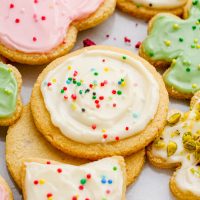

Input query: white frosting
[41,49,160,144]
[131,0,187,8]
[25,157,124,200]
[152,101,200,196]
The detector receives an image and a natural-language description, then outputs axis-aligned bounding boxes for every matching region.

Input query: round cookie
[0,0,116,65]
[21,157,126,200]
[117,0,187,20]
[0,175,13,200]
[31,45,168,160]
[147,91,200,200]
[140,0,200,99]
[0,63,22,126]
[6,104,145,189]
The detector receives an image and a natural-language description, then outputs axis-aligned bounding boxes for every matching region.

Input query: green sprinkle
[149,52,154,57]
[113,166,117,171]
[77,82,81,86]
[192,25,197,30]
[117,90,122,95]
[60,89,64,94]
[193,0,198,5]
[92,96,96,99]
[80,179,87,185]
[73,80,76,84]
[79,90,83,94]
[186,68,191,72]
[122,56,127,60]
[179,37,184,42]
[68,77,72,81]
[94,72,98,76]
[191,44,196,48]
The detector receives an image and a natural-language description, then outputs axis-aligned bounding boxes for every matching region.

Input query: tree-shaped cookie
[147,91,200,200]
[21,157,126,200]
[140,0,200,99]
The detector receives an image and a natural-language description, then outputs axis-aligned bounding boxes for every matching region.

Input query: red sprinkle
[91,124,96,130]
[112,90,116,94]
[47,82,52,87]
[41,16,46,20]
[89,84,93,88]
[72,197,77,200]
[125,127,129,131]
[113,103,116,107]
[46,161,51,165]
[71,94,77,101]
[100,82,105,87]
[95,100,99,104]
[99,96,104,100]
[10,3,14,8]
[34,180,39,185]
[15,18,20,23]
[63,87,67,91]
[33,37,37,42]
[96,104,100,109]
[124,37,131,43]
[135,41,141,49]
[103,134,108,139]
[47,193,53,198]
[64,96,68,100]
[57,168,62,173]
[115,136,120,141]
[34,0,38,3]
[83,39,96,47]
[86,174,91,179]
[79,185,84,190]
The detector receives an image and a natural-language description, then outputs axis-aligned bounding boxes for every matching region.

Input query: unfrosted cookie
[0,0,116,65]
[0,63,22,126]
[140,0,200,99]
[6,104,145,189]
[0,175,13,200]
[147,91,200,200]
[21,157,126,200]
[117,0,187,20]
[31,45,168,160]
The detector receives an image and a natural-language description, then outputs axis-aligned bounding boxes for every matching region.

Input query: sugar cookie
[117,0,187,20]
[31,46,168,160]
[0,63,22,126]
[21,157,126,200]
[6,104,145,188]
[147,91,200,200]
[0,175,13,200]
[0,0,116,65]
[140,0,200,99]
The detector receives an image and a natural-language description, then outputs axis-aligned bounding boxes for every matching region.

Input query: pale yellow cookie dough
[0,64,23,126]
[0,175,13,200]
[6,104,145,189]
[0,0,116,65]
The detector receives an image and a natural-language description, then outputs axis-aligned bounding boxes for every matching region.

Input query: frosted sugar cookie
[0,63,22,126]
[21,157,126,200]
[0,0,116,65]
[117,0,187,20]
[147,91,200,200]
[6,104,145,188]
[0,176,13,200]
[31,46,168,160]
[140,0,200,99]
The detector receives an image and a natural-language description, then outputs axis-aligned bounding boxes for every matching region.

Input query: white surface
[0,10,190,200]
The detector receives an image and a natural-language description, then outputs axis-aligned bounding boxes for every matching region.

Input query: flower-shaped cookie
[117,0,187,20]
[140,0,200,99]
[21,157,126,200]
[0,62,22,126]
[0,0,116,65]
[147,91,200,200]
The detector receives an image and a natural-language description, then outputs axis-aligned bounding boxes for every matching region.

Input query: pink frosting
[0,184,9,200]
[0,0,104,53]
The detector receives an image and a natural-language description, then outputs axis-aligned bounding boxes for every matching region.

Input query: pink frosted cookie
[0,0,116,65]
[0,176,13,200]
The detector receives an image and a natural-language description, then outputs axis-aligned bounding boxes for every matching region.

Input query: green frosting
[0,63,18,118]
[142,0,200,94]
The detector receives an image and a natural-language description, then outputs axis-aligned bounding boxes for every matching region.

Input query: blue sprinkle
[133,112,139,118]
[108,180,113,184]
[66,80,71,84]
[101,178,107,184]
[118,81,121,85]
[91,68,95,72]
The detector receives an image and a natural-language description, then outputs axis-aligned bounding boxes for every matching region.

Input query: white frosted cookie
[0,176,13,200]
[31,46,168,160]
[117,0,187,20]
[21,157,126,200]
[147,91,200,200]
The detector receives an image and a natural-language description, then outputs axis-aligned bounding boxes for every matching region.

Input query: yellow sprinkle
[172,59,176,64]
[121,81,126,87]
[104,67,109,72]
[187,154,190,160]
[48,197,53,200]
[39,179,45,185]
[80,80,84,83]
[198,64,200,70]
[68,66,72,70]
[190,168,195,174]
[192,83,198,89]
[164,40,171,47]
[102,129,106,133]
[196,21,200,25]
[197,44,200,49]
[194,39,199,43]
[71,103,77,110]
[173,23,179,29]
[8,68,12,72]
[52,78,56,83]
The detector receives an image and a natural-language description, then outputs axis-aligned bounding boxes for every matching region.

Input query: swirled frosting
[0,0,103,53]
[25,157,124,200]
[0,184,9,200]
[131,0,186,8]
[41,49,160,144]
[152,100,200,196]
